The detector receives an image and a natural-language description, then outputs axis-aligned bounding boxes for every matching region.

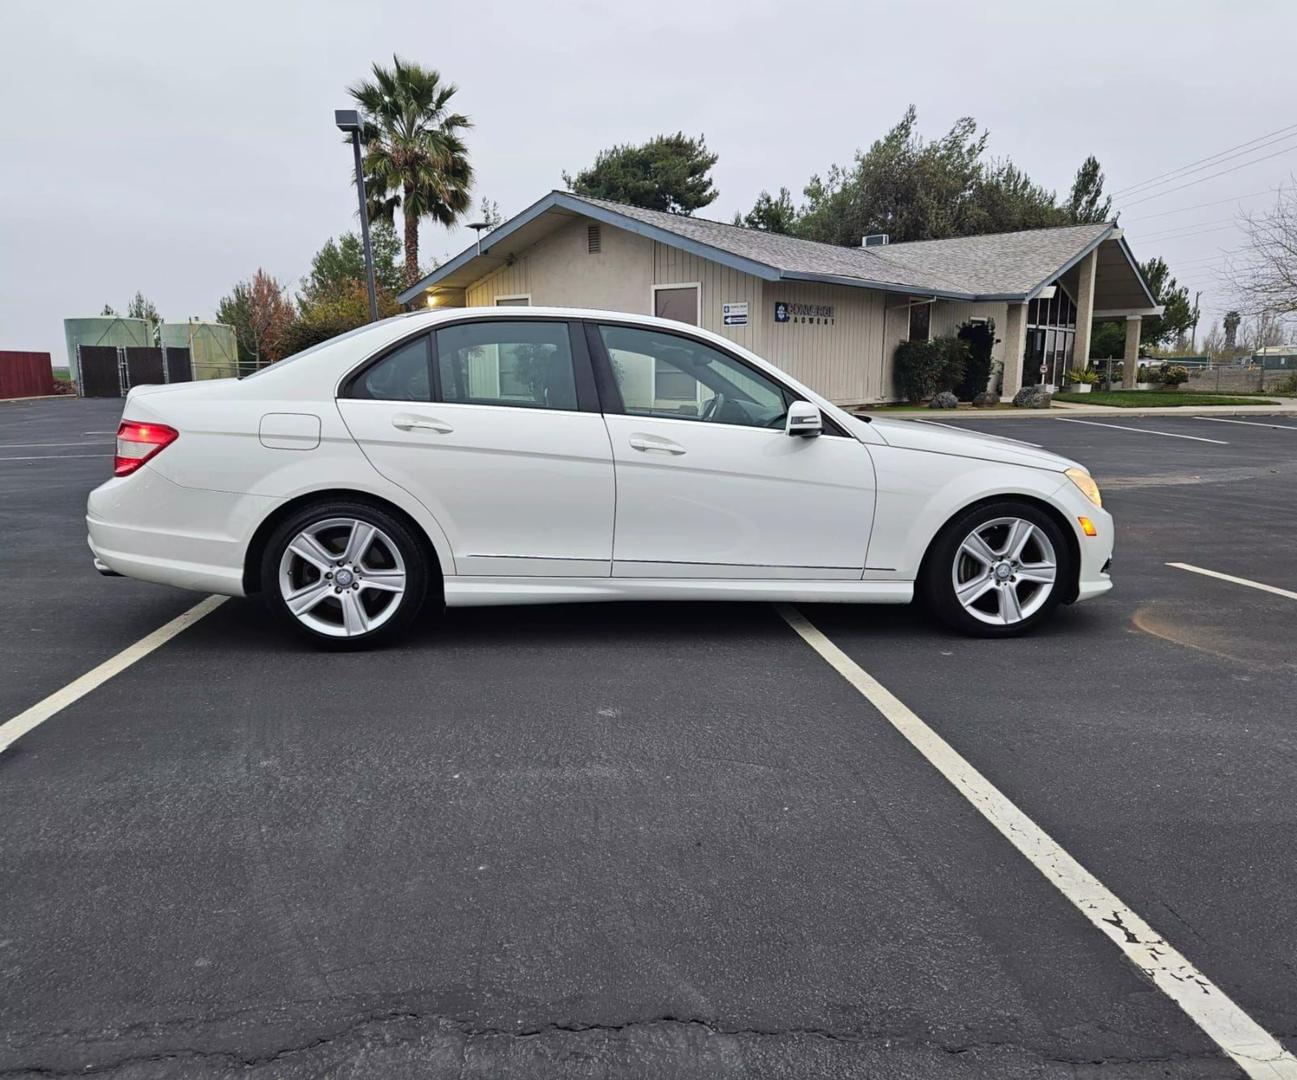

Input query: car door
[589,321,875,579]
[336,318,615,577]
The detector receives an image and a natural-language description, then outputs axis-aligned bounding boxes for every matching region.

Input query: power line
[1115,130,1297,200]
[1122,189,1274,223]
[1132,219,1242,242]
[1119,144,1297,209]
[1111,121,1297,197]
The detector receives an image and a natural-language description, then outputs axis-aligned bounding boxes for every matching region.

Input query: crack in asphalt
[0,1009,1246,1077]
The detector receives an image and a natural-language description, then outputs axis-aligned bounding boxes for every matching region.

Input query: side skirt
[442,577,914,608]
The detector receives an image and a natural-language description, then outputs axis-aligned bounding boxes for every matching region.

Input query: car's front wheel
[262,501,430,648]
[922,500,1071,637]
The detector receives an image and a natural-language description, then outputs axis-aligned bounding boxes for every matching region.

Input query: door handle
[391,414,454,434]
[629,434,686,455]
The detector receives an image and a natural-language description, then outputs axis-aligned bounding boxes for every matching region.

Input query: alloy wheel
[951,516,1057,627]
[277,517,407,638]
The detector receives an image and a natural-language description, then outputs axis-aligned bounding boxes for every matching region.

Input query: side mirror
[786,400,822,437]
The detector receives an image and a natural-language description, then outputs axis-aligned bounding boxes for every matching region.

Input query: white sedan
[88,308,1112,647]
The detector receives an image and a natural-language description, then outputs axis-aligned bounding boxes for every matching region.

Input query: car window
[348,335,431,401]
[597,325,790,429]
[436,321,578,411]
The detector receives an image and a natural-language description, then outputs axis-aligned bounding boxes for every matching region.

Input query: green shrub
[1158,363,1190,387]
[1064,367,1099,385]
[894,336,968,404]
[955,320,994,400]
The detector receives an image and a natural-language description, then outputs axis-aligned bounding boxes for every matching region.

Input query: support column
[1123,316,1141,388]
[1001,302,1028,398]
[1073,249,1097,371]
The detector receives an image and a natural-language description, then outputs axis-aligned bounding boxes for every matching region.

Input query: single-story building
[398,191,1162,405]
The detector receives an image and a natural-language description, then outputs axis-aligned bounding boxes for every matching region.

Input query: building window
[653,284,700,326]
[1027,282,1078,385]
[908,301,931,343]
[494,294,530,307]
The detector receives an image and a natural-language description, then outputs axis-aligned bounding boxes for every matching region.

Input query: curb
[0,394,79,404]
[874,403,1297,422]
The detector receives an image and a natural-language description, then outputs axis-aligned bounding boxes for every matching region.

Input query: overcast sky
[3,0,1294,364]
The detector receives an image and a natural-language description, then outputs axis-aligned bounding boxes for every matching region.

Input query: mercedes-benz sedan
[88,308,1112,646]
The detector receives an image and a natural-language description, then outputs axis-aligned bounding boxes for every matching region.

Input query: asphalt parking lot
[2,398,1296,1079]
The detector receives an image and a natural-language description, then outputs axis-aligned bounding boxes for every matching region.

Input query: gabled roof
[398,191,1157,309]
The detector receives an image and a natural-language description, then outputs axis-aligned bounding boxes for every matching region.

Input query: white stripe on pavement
[778,604,1297,1080]
[1054,417,1228,444]
[1194,417,1297,431]
[0,441,114,448]
[0,596,226,755]
[1167,562,1297,602]
[0,454,108,461]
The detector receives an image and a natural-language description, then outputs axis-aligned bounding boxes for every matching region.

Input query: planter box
[1063,383,1092,394]
[1136,382,1154,390]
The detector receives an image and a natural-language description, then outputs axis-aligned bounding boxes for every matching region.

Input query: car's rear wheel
[262,502,429,648]
[922,500,1070,637]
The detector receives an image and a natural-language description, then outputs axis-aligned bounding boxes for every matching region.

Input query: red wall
[0,351,55,398]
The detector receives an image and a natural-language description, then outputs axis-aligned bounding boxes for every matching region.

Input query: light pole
[334,109,379,323]
[467,221,490,254]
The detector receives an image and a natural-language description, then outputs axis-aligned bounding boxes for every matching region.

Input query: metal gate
[164,347,193,384]
[77,345,123,397]
[123,347,165,389]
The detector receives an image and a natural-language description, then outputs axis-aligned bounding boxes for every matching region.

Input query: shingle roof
[571,194,1113,299]
[397,190,1132,305]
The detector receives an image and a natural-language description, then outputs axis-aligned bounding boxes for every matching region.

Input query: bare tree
[1230,182,1297,317]
[1239,311,1290,353]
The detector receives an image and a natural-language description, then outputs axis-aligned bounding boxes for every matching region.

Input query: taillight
[114,420,179,477]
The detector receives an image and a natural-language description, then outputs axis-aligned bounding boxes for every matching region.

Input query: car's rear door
[588,321,875,579]
[336,318,615,577]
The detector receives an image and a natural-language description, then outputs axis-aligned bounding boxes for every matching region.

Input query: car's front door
[337,319,615,577]
[589,322,875,578]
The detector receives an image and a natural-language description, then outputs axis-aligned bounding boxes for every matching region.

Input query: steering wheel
[701,392,726,422]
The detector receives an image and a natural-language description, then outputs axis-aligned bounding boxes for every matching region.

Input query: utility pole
[334,110,379,323]
[1189,290,1201,354]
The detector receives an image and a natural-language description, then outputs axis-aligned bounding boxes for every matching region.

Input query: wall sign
[774,301,835,325]
[722,302,748,326]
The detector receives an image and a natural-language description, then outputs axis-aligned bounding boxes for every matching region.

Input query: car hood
[849,416,1083,472]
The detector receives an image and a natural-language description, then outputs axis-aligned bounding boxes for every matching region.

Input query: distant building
[1253,346,1297,370]
[398,191,1162,403]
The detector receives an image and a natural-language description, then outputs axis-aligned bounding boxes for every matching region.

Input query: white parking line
[778,604,1297,1080]
[0,454,108,461]
[0,441,114,448]
[1194,417,1297,431]
[0,596,226,756]
[1054,417,1228,444]
[1167,562,1297,601]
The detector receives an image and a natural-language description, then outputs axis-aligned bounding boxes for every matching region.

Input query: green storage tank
[160,321,239,380]
[62,317,154,383]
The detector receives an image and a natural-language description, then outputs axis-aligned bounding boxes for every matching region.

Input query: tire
[921,500,1071,638]
[261,500,431,648]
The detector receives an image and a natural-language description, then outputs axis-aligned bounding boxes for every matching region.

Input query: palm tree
[349,57,473,288]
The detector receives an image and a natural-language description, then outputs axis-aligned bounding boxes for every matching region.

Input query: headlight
[1065,467,1102,508]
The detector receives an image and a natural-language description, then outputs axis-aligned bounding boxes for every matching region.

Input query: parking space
[3,400,1297,1077]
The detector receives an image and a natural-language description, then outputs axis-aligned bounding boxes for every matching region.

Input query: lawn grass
[855,402,1017,414]
[51,366,70,379]
[1053,390,1279,407]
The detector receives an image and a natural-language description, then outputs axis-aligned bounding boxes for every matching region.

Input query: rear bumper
[87,467,279,597]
